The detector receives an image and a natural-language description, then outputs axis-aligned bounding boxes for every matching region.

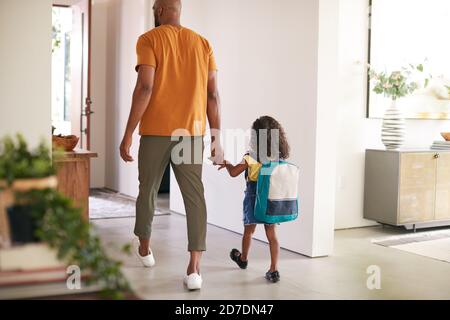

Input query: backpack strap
[244,152,250,180]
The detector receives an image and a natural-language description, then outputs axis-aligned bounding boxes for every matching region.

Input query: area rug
[372,229,450,263]
[89,189,170,220]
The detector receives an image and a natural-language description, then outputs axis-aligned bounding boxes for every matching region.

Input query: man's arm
[207,70,224,165]
[120,65,155,162]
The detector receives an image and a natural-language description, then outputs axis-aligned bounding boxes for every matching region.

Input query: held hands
[217,160,228,171]
[209,143,225,166]
[120,134,134,162]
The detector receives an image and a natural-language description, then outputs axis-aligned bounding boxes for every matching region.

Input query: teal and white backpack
[254,161,300,224]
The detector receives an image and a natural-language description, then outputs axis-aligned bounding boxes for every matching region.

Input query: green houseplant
[0,134,130,298]
[0,134,57,186]
[0,135,59,243]
[368,63,429,149]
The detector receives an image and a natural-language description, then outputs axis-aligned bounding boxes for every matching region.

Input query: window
[52,6,73,135]
[368,0,450,119]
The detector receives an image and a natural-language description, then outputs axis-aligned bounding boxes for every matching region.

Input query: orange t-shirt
[135,25,218,136]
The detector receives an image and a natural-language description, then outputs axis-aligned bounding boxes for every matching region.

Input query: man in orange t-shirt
[119,0,223,291]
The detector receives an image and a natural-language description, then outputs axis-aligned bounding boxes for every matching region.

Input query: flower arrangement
[368,63,429,101]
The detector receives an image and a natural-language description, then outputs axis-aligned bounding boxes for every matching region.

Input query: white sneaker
[135,247,155,268]
[184,273,202,290]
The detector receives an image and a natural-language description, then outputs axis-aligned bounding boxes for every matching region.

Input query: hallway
[94,213,450,300]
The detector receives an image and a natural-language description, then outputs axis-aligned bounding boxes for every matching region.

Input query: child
[218,116,290,283]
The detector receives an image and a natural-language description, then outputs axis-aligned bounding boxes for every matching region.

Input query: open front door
[52,0,92,150]
[71,0,92,150]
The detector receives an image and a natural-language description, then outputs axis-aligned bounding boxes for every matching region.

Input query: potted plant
[16,188,130,298]
[369,63,429,150]
[0,134,130,298]
[0,135,58,243]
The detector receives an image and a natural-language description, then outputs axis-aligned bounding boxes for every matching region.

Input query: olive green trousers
[134,136,207,252]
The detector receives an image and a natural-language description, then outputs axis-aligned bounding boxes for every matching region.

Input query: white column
[311,0,340,257]
[0,0,52,148]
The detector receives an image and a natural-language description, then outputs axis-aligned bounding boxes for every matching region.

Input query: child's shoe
[265,270,280,283]
[230,248,248,269]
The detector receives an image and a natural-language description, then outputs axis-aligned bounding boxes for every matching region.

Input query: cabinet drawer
[436,153,450,220]
[399,153,436,224]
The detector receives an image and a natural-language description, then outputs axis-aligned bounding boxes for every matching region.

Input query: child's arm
[218,159,248,178]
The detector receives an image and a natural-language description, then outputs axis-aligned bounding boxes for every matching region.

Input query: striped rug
[89,189,171,220]
[372,229,450,263]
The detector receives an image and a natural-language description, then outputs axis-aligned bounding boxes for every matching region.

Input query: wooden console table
[54,150,97,220]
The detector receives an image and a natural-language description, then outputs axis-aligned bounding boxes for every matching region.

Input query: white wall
[102,0,151,195]
[335,0,450,229]
[91,0,154,188]
[171,0,338,257]
[0,0,52,147]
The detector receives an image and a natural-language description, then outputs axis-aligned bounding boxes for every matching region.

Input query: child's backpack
[254,161,300,224]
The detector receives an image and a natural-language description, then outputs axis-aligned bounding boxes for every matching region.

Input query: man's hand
[206,70,224,166]
[120,134,134,162]
[217,160,228,170]
[209,143,224,166]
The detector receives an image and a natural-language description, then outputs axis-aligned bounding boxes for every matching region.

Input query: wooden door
[435,152,450,221]
[398,153,436,224]
[75,0,92,149]
[66,0,91,150]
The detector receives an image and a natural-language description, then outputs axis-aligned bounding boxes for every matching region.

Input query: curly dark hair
[250,116,290,162]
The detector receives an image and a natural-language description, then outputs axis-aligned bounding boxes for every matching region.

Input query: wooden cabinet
[435,152,450,220]
[364,149,450,230]
[398,153,436,224]
[54,150,97,220]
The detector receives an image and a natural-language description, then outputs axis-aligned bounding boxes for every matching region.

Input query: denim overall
[243,171,272,225]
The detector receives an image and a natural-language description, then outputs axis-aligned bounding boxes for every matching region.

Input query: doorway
[52,0,92,150]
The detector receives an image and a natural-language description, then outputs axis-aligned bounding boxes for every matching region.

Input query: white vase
[381,100,405,150]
